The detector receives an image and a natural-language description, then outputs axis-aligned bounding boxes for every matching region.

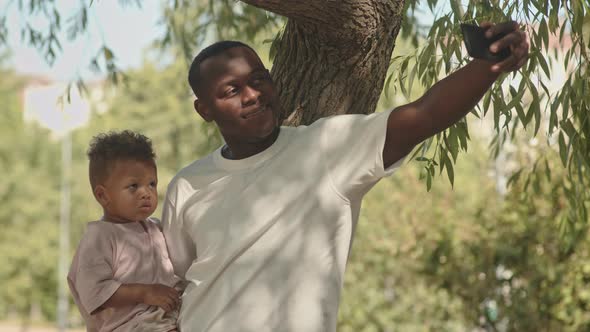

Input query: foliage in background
[2,48,590,332]
[341,134,590,331]
[2,0,588,235]
[0,62,61,323]
[1,0,590,330]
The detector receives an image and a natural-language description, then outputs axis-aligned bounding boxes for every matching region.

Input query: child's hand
[142,284,181,312]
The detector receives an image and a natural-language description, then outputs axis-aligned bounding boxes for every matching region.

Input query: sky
[1,1,445,83]
[3,0,163,82]
[2,0,165,135]
[1,0,443,135]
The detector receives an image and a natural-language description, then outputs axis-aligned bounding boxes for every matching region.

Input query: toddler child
[68,130,185,332]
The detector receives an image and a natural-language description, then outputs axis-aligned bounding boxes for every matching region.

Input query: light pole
[23,82,91,331]
[57,127,71,332]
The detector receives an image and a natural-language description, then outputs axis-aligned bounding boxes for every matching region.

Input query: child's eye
[149,181,157,187]
[129,184,138,190]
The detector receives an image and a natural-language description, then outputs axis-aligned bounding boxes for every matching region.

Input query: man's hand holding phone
[461,21,529,73]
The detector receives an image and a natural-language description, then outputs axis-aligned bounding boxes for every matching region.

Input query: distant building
[21,77,108,137]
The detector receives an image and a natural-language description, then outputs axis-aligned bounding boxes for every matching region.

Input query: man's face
[195,47,281,144]
[97,159,158,223]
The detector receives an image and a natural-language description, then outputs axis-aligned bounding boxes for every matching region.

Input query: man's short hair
[188,40,256,96]
[87,130,156,189]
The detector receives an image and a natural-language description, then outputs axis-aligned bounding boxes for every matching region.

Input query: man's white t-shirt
[162,109,403,332]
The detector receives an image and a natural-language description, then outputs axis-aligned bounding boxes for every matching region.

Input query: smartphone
[460,23,510,62]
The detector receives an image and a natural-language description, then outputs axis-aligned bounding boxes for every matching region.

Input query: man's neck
[222,127,281,160]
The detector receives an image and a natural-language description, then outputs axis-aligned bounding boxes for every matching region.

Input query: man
[162,21,529,331]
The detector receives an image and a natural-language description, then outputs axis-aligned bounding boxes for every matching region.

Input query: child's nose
[139,188,151,198]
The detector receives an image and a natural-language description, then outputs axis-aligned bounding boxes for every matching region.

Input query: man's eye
[225,87,239,96]
[252,74,270,84]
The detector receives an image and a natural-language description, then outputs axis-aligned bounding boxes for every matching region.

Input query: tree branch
[267,0,405,125]
[239,0,393,40]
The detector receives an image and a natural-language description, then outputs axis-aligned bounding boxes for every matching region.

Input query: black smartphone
[460,23,510,62]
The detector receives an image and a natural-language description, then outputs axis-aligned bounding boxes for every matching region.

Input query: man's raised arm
[383,21,529,168]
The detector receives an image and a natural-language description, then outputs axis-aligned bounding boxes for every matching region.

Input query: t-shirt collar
[212,127,293,171]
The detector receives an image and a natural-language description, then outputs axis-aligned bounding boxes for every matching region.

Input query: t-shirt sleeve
[320,109,405,200]
[162,185,197,279]
[71,225,121,315]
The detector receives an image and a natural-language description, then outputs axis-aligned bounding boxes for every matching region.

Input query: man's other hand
[481,21,530,73]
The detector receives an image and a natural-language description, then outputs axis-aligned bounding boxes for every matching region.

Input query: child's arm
[101,283,181,313]
[72,224,181,315]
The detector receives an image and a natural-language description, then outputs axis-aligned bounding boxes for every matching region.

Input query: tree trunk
[240,0,406,126]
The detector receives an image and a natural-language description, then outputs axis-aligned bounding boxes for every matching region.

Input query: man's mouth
[243,105,268,119]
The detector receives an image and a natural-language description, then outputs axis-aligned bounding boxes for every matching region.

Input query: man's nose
[242,85,261,106]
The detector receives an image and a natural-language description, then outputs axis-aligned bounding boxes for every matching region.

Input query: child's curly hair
[87,130,156,189]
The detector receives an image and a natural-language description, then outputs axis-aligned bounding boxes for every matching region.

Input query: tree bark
[241,0,406,126]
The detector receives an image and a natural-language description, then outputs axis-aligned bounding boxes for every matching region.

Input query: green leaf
[447,129,459,162]
[384,72,394,95]
[539,80,551,99]
[506,88,525,112]
[515,102,527,127]
[408,59,418,97]
[561,119,577,138]
[439,147,446,174]
[399,57,410,99]
[507,169,523,188]
[533,101,542,136]
[558,131,568,166]
[582,14,590,48]
[537,52,551,77]
[548,98,559,135]
[444,154,454,187]
[559,19,568,42]
[539,18,549,49]
[482,91,492,116]
[493,95,501,129]
[103,46,114,61]
[457,124,469,151]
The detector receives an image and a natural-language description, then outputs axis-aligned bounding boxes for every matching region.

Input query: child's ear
[194,99,213,122]
[94,185,110,207]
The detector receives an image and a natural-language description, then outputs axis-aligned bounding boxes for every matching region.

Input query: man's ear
[94,185,110,207]
[194,99,213,122]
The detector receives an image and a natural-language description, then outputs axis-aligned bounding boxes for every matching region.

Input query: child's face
[96,159,158,223]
